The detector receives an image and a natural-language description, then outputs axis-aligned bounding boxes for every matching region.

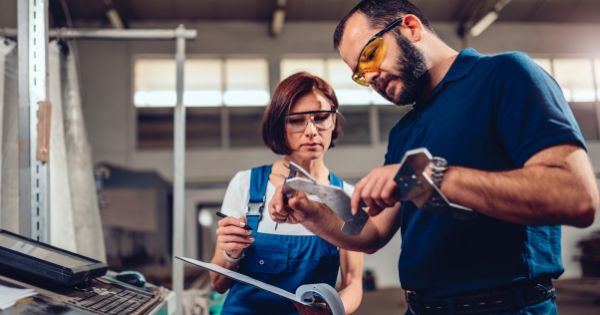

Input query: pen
[215,211,253,231]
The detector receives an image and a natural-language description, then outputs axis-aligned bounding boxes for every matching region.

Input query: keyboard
[66,277,157,314]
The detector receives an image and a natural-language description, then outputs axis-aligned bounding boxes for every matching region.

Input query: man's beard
[375,35,429,106]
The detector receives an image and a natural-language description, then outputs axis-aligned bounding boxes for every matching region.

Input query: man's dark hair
[333,0,434,50]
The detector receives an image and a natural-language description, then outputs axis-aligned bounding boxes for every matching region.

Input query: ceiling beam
[270,0,286,37]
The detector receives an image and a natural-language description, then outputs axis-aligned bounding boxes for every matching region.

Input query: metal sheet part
[395,148,476,220]
[285,177,369,235]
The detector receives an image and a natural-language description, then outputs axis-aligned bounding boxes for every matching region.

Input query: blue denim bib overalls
[221,165,342,315]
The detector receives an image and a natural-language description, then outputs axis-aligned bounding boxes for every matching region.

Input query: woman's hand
[215,216,254,259]
[270,186,323,224]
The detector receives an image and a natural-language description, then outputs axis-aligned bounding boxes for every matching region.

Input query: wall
[0,0,16,28]
[77,21,600,180]
[2,14,599,286]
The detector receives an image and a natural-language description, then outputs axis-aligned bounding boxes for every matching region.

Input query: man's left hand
[351,164,401,216]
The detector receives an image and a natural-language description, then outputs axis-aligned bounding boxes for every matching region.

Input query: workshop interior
[0,0,600,314]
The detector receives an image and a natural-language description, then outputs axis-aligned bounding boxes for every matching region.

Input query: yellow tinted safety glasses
[352,17,403,87]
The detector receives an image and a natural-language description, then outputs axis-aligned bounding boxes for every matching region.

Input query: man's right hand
[351,164,401,216]
[215,216,253,259]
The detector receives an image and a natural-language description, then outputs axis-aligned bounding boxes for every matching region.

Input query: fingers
[218,234,254,245]
[351,177,366,215]
[352,164,402,216]
[360,175,389,210]
[217,216,249,230]
[381,179,399,207]
[220,242,250,253]
[272,210,289,223]
[216,218,254,256]
[216,224,252,237]
[270,202,291,223]
[269,186,289,223]
[366,205,384,217]
[287,191,308,209]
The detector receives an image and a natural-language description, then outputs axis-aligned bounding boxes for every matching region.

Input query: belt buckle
[533,283,555,302]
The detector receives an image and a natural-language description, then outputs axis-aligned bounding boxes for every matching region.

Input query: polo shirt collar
[428,48,481,98]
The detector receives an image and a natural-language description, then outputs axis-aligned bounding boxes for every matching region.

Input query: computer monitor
[0,229,107,286]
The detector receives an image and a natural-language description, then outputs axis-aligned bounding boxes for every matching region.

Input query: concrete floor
[354,278,600,315]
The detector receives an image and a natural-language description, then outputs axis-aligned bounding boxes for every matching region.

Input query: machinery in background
[578,230,600,277]
[94,163,172,270]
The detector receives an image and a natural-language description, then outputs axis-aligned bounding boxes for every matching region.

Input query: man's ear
[401,14,424,43]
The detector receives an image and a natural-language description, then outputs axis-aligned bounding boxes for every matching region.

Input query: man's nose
[364,71,380,86]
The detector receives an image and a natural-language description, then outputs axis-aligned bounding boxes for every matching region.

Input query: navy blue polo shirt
[385,48,585,297]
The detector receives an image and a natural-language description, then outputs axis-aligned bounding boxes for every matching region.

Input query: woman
[209,72,364,315]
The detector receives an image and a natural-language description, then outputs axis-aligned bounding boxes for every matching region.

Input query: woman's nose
[303,119,319,136]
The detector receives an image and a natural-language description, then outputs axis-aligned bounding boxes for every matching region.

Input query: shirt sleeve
[221,169,250,217]
[493,52,586,167]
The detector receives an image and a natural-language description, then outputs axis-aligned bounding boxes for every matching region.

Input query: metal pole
[172,24,186,315]
[369,105,380,146]
[18,0,50,242]
[17,0,31,237]
[2,27,197,41]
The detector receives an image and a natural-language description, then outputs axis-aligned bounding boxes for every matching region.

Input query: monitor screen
[0,232,94,269]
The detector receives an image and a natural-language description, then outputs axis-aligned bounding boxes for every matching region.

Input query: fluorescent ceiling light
[469,11,498,37]
[271,9,286,35]
[106,8,124,29]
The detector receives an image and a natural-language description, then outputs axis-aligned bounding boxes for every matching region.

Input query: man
[270,0,598,314]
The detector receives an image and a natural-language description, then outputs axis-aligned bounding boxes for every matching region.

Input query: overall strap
[249,165,272,202]
[247,165,272,230]
[328,171,344,189]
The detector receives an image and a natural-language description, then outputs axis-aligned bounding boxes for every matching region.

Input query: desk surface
[0,274,174,315]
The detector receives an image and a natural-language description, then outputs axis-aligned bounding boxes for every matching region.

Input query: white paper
[176,256,345,315]
[0,284,37,310]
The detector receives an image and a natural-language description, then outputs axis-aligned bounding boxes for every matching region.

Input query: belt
[405,280,555,315]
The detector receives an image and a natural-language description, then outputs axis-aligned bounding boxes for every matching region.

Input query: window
[280,58,392,106]
[134,59,176,107]
[569,102,598,140]
[134,58,269,107]
[281,59,325,78]
[326,59,372,105]
[224,59,270,106]
[338,107,371,145]
[553,58,596,102]
[533,58,552,75]
[137,108,222,149]
[185,59,222,106]
[229,107,264,147]
[135,58,270,149]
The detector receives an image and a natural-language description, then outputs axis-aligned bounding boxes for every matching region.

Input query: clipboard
[176,256,345,315]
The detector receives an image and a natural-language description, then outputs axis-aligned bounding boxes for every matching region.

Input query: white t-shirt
[221,169,354,235]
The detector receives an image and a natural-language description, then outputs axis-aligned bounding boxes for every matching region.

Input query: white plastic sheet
[61,43,106,262]
[48,41,77,252]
